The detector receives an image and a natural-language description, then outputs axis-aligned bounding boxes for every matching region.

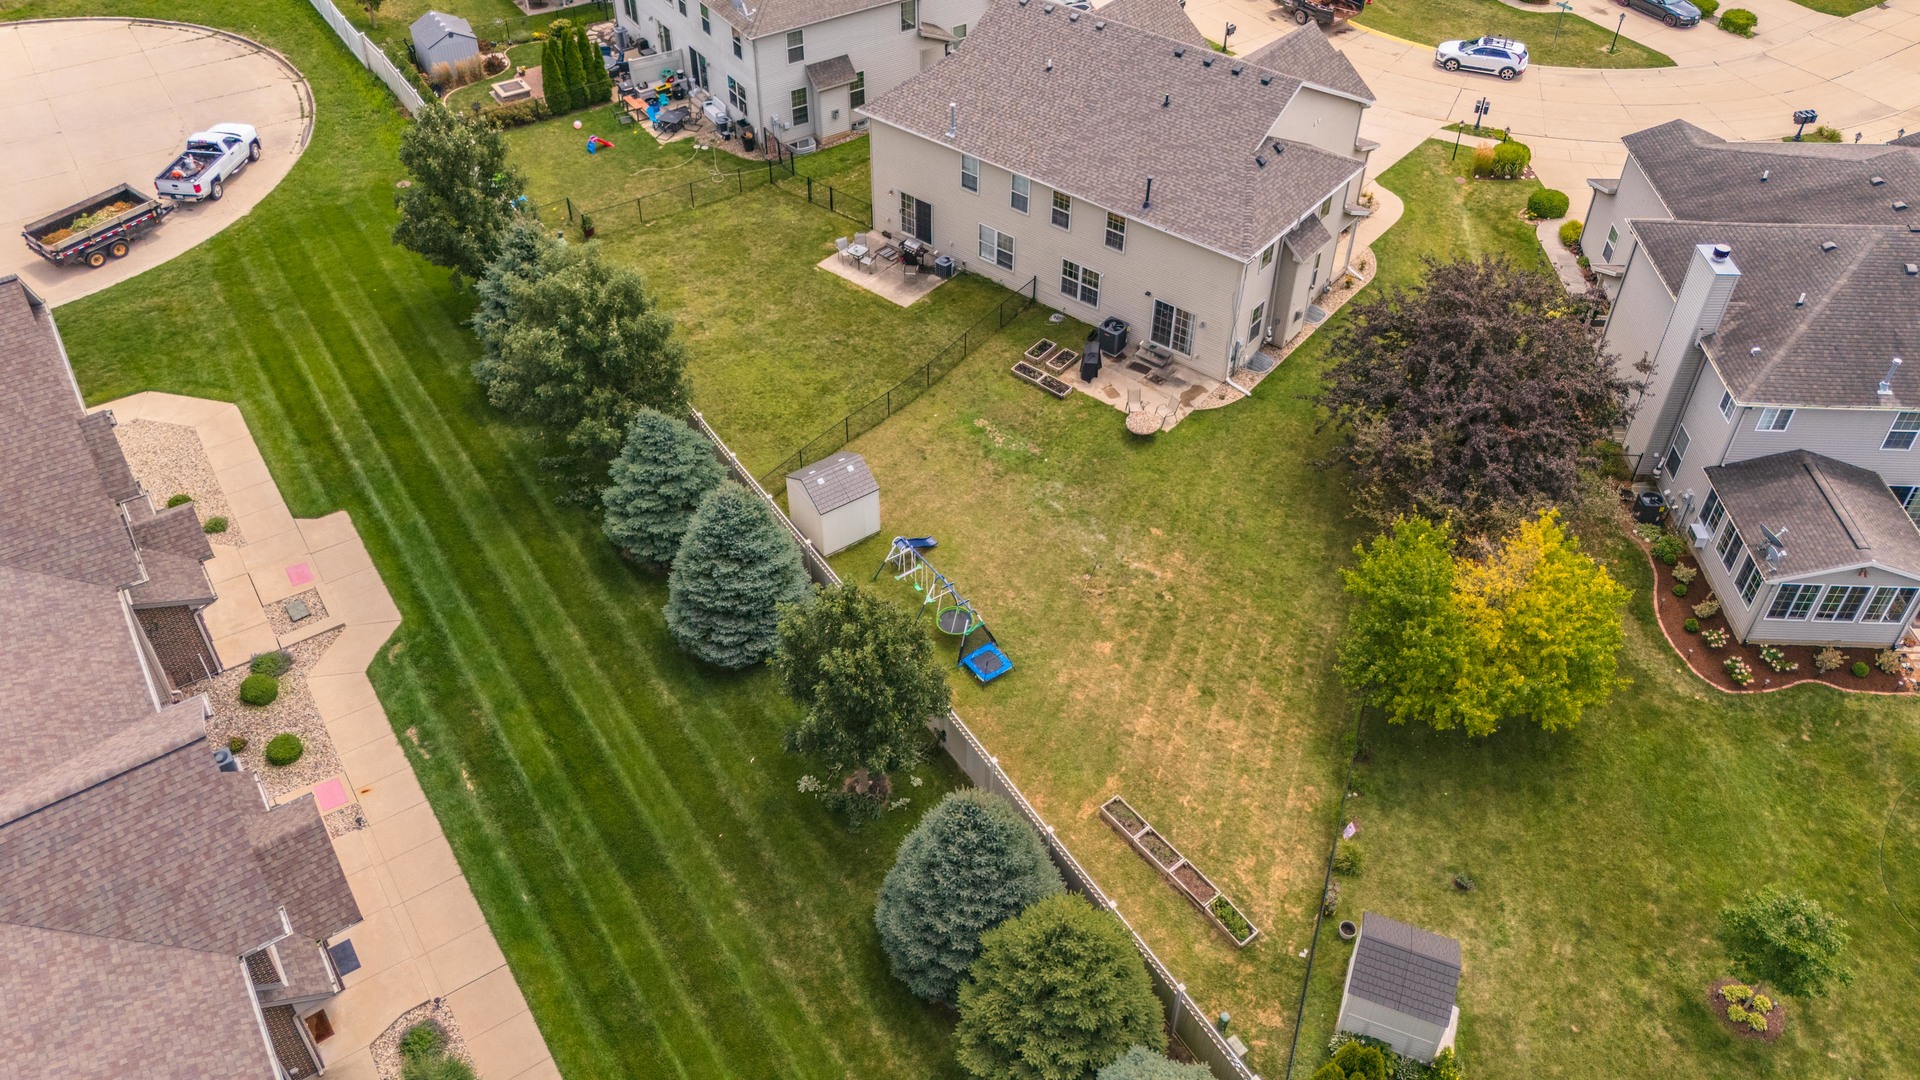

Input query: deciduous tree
[1098,1047,1213,1080]
[666,483,811,668]
[875,790,1062,1003]
[956,893,1164,1080]
[601,409,725,566]
[393,102,527,281]
[1720,887,1852,997]
[1318,256,1632,537]
[1337,517,1485,734]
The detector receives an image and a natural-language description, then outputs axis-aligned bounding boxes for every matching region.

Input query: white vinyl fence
[689,408,1262,1080]
[306,0,426,114]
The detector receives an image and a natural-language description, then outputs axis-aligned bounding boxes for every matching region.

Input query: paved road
[1179,0,1920,194]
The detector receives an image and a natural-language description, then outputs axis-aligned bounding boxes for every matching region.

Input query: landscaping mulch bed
[371,999,472,1080]
[1643,540,1913,694]
[200,627,344,799]
[1707,977,1787,1043]
[115,418,246,546]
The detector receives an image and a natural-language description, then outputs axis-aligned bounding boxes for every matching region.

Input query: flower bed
[1099,795,1259,947]
[1024,338,1057,362]
[1707,977,1786,1043]
[1011,362,1073,399]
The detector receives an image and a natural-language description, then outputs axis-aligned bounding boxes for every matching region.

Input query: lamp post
[1452,97,1491,160]
[1609,12,1625,53]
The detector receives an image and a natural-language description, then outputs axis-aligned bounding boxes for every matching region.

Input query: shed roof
[411,10,475,40]
[788,450,878,513]
[1705,450,1920,579]
[1348,912,1461,1027]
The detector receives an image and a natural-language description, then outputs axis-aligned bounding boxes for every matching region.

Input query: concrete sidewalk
[94,391,558,1080]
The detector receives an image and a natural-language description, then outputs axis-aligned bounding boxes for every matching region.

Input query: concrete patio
[816,243,951,306]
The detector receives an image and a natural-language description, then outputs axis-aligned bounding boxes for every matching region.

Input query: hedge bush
[1683,617,1700,634]
[1491,140,1531,179]
[1852,661,1871,678]
[264,733,304,767]
[228,735,248,754]
[1558,219,1583,250]
[166,492,194,508]
[203,515,229,534]
[239,674,280,707]
[1097,1046,1212,1080]
[1672,583,1689,598]
[1719,7,1756,34]
[1694,0,1718,13]
[251,650,293,677]
[1650,534,1685,565]
[1526,188,1569,219]
[484,98,551,127]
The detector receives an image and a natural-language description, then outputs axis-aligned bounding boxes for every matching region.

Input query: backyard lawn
[1356,0,1675,68]
[11,1,969,1078]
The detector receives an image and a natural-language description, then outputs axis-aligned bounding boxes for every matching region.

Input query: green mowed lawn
[13,1,966,1077]
[1356,0,1674,69]
[1783,0,1881,15]
[816,142,1546,1077]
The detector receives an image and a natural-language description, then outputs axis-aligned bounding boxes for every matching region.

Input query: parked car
[154,123,260,203]
[1434,36,1530,80]
[1616,0,1700,26]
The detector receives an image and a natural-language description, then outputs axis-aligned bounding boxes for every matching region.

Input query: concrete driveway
[1174,0,1920,194]
[1,19,310,307]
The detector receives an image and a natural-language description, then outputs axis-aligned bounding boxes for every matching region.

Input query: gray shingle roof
[789,450,878,513]
[412,10,474,39]
[860,0,1364,259]
[805,53,858,88]
[1623,119,1920,228]
[1095,0,1208,48]
[1348,912,1461,1027]
[1705,450,1920,579]
[702,0,905,39]
[1240,23,1373,103]
[1632,220,1920,408]
[250,792,363,941]
[1283,212,1331,258]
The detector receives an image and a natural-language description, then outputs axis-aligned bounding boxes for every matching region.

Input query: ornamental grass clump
[1814,646,1844,672]
[251,650,292,677]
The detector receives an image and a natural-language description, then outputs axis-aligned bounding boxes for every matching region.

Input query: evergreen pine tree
[561,23,591,113]
[541,20,576,112]
[1098,1047,1213,1080]
[601,409,725,566]
[666,482,812,668]
[577,23,612,106]
[875,790,1063,1003]
[473,217,561,347]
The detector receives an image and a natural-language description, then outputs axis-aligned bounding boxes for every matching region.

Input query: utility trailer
[22,183,173,269]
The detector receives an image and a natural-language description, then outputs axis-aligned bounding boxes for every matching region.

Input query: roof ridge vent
[1821,240,1837,251]
[1871,175,1886,185]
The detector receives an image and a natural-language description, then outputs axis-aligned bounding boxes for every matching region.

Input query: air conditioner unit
[1689,521,1713,549]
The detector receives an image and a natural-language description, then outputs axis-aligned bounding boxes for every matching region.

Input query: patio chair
[1126,386,1142,413]
[834,237,852,265]
[860,250,877,274]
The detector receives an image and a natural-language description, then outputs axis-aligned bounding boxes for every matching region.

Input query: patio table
[847,242,869,260]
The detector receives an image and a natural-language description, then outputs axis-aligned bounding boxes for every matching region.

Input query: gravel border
[325,803,369,838]
[115,418,246,546]
[371,999,473,1080]
[202,628,343,799]
[265,587,329,636]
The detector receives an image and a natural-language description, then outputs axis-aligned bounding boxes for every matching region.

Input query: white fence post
[306,0,426,115]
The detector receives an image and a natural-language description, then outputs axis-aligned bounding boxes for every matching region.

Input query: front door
[914,197,933,243]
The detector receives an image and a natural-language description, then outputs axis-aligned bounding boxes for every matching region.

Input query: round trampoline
[937,606,978,635]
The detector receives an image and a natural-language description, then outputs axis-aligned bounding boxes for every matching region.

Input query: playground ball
[573,120,583,129]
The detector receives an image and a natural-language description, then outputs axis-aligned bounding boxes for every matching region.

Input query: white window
[787,29,804,62]
[1248,302,1265,344]
[1735,557,1763,605]
[623,0,638,21]
[1891,485,1920,527]
[727,76,749,115]
[790,86,809,125]
[1864,587,1919,623]
[700,3,710,32]
[1060,260,1100,305]
[960,154,979,193]
[1815,585,1871,622]
[1050,190,1071,229]
[1719,390,1735,420]
[1259,244,1274,268]
[1151,300,1193,354]
[1885,411,1920,450]
[901,0,917,29]
[1755,408,1793,432]
[1663,426,1689,476]
[978,224,1014,270]
[732,28,743,57]
[1766,583,1821,620]
[1010,174,1029,214]
[1699,489,1725,535]
[1105,212,1126,252]
[849,70,865,109]
[1718,524,1742,571]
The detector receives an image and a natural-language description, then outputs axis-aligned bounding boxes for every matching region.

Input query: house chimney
[947,102,957,138]
[1881,357,1903,396]
[1143,176,1153,210]
[1676,242,1742,342]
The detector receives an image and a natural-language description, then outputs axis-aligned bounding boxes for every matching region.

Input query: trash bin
[1079,339,1103,382]
[1633,491,1666,525]
[934,255,955,279]
[1099,316,1130,357]
[738,124,756,152]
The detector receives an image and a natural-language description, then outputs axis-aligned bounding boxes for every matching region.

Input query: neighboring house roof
[1622,119,1920,228]
[1632,220,1920,408]
[1282,212,1331,258]
[1705,450,1920,579]
[703,0,906,39]
[1239,23,1373,103]
[805,53,858,88]
[411,9,475,40]
[1893,130,1920,148]
[860,0,1365,259]
[788,450,878,513]
[1348,912,1461,1027]
[249,792,362,941]
[1095,0,1208,48]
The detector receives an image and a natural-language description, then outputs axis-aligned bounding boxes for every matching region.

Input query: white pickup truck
[154,123,261,203]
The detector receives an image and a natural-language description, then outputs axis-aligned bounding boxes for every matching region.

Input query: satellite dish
[1760,524,1789,567]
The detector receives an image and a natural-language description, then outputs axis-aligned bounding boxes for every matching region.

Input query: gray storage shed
[411,11,479,73]
[1336,912,1461,1063]
[786,451,880,556]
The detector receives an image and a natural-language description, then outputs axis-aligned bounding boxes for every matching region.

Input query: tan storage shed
[786,451,880,556]
[1336,912,1461,1063]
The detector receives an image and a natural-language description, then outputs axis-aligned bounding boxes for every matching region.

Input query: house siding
[1721,401,1920,490]
[1580,155,1668,295]
[1694,537,1920,647]
[1336,988,1447,1063]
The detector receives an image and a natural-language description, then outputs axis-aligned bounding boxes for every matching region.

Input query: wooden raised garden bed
[1044,346,1077,374]
[1025,339,1057,362]
[1011,362,1073,399]
[1099,795,1259,947]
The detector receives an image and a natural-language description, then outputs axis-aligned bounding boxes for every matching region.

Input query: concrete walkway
[93,392,558,1080]
[1,19,311,307]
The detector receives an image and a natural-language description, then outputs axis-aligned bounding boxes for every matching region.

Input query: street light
[1609,12,1625,53]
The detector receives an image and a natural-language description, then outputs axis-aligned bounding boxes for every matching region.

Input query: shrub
[264,733,304,767]
[227,735,247,754]
[1752,992,1773,1013]
[1703,628,1729,649]
[1786,125,1844,143]
[1744,1008,1768,1032]
[1526,188,1570,219]
[1558,219,1583,250]
[1209,896,1254,939]
[1875,649,1903,675]
[484,97,551,127]
[1429,1048,1463,1080]
[1726,1002,1750,1024]
[1851,661,1871,678]
[1672,583,1689,598]
[251,650,292,677]
[1719,7,1756,34]
[578,213,594,237]
[1323,880,1341,915]
[665,482,812,668]
[875,791,1063,1003]
[600,408,725,566]
[1684,617,1700,634]
[166,492,193,507]
[1650,534,1685,565]
[1098,1047,1212,1080]
[1316,1042,1389,1080]
[400,1021,446,1061]
[1724,656,1753,686]
[1759,645,1797,673]
[1333,841,1364,876]
[1576,255,1590,269]
[203,515,229,534]
[1720,981,1752,1004]
[1491,140,1531,179]
[1694,0,1718,14]
[1633,522,1664,543]
[239,674,280,706]
[1672,564,1697,584]
[955,894,1164,1079]
[1814,646,1844,672]
[1720,886,1852,996]
[1694,596,1722,619]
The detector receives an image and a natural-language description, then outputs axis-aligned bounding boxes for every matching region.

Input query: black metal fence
[471,2,613,46]
[758,277,1040,484]
[534,139,869,237]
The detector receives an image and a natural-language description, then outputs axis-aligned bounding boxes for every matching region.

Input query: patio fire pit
[491,78,531,103]
[1126,410,1162,435]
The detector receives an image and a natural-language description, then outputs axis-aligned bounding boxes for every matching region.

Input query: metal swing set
[873,536,1012,684]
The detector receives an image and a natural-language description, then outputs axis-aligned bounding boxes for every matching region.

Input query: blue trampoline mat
[960,642,1012,683]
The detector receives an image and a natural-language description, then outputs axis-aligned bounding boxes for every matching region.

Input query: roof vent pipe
[1760,170,1769,182]
[1046,57,1053,70]
[1143,176,1153,210]
[1711,244,1732,262]
[1162,93,1170,108]
[1880,357,1903,396]
[946,102,956,138]
[1795,292,1806,306]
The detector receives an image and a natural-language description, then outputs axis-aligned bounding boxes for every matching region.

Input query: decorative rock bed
[203,628,344,799]
[114,418,246,546]
[1100,795,1259,947]
[265,587,329,636]
[371,999,472,1080]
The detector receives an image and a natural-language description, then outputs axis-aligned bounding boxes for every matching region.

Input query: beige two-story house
[858,0,1376,382]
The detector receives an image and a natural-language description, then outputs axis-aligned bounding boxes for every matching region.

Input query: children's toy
[875,536,1011,685]
[586,135,613,153]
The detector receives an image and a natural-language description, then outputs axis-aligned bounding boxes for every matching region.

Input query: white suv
[1435,36,1529,80]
